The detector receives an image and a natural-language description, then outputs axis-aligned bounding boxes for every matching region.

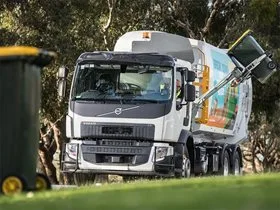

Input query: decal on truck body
[206,50,240,129]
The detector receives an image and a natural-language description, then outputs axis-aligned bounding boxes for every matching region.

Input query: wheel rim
[234,158,240,175]
[268,61,276,69]
[36,176,48,190]
[182,154,191,178]
[223,156,229,176]
[202,157,208,174]
[2,176,23,195]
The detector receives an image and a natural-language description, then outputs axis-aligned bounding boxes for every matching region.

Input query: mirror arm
[179,102,189,107]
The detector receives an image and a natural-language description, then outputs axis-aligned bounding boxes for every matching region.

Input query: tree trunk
[50,120,64,184]
[38,143,58,184]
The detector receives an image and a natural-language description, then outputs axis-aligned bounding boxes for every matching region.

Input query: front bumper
[61,140,175,176]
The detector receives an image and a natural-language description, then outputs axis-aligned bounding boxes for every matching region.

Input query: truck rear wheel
[219,150,230,176]
[231,151,242,176]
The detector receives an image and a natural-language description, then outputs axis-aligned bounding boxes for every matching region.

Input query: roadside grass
[1,173,280,210]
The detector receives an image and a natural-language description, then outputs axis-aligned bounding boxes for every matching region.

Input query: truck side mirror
[58,66,68,79]
[58,80,67,98]
[185,84,195,102]
[186,70,196,82]
[57,66,68,98]
[184,69,196,102]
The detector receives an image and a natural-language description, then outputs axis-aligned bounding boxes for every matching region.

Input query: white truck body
[60,30,276,178]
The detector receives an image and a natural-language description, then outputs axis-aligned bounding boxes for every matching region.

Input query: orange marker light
[142,32,151,39]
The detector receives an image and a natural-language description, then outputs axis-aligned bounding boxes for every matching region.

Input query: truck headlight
[155,147,168,161]
[66,143,78,160]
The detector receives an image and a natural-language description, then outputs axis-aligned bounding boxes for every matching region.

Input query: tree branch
[201,0,225,39]
[243,155,253,162]
[40,113,66,138]
[171,18,196,39]
[167,1,196,39]
[217,19,237,47]
[103,0,116,51]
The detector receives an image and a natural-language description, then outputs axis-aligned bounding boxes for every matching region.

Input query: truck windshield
[72,63,173,103]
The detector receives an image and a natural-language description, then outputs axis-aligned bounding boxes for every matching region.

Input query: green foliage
[0,0,110,122]
[249,0,278,26]
[247,0,280,127]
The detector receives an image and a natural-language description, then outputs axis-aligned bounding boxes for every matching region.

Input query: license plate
[82,145,144,155]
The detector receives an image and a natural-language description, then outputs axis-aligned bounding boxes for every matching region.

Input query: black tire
[219,150,230,176]
[35,173,51,191]
[174,145,191,178]
[231,151,242,176]
[1,175,27,195]
[73,173,96,186]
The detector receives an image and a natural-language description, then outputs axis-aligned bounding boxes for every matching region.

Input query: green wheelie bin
[0,46,55,195]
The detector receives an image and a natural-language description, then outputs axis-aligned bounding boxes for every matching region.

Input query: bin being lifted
[0,46,55,195]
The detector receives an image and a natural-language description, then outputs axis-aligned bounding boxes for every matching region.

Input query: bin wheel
[267,61,277,70]
[1,175,26,195]
[35,173,51,191]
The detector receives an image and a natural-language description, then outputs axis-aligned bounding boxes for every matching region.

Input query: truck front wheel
[181,153,191,178]
[175,145,191,178]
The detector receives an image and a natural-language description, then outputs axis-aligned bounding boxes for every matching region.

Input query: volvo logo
[97,106,140,117]
[114,108,122,115]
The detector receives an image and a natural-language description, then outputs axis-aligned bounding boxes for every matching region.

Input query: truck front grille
[81,140,152,165]
[102,126,133,135]
[80,122,154,140]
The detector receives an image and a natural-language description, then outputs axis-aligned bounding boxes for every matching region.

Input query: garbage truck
[58,30,278,183]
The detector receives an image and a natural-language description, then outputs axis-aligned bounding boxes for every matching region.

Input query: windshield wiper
[124,98,161,104]
[72,95,163,104]
[72,97,107,103]
[72,97,94,101]
[115,91,135,96]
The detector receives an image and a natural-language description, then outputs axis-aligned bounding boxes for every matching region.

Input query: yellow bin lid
[0,46,56,66]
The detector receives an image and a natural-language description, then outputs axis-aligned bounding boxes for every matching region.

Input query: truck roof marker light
[142,32,151,39]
